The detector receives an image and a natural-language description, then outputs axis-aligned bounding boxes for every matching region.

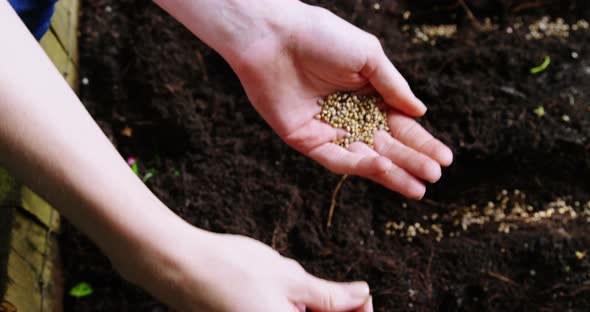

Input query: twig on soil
[486,271,520,287]
[372,289,404,297]
[423,198,443,207]
[195,50,209,82]
[340,258,363,280]
[426,248,434,301]
[511,1,552,13]
[457,0,483,30]
[327,175,349,228]
[570,282,590,296]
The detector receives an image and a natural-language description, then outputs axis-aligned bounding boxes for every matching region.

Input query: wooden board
[0,169,17,299]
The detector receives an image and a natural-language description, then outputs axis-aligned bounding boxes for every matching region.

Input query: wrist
[104,207,189,275]
[154,0,305,66]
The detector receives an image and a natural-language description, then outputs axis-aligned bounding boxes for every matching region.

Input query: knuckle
[284,258,305,272]
[312,6,335,20]
[367,34,383,52]
[321,286,338,310]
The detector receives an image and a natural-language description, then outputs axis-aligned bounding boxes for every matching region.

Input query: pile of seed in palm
[315,92,389,148]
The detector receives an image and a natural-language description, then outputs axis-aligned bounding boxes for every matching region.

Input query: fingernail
[295,303,306,312]
[365,296,374,312]
[408,181,426,200]
[439,147,454,167]
[416,97,428,114]
[425,162,442,183]
[348,281,370,299]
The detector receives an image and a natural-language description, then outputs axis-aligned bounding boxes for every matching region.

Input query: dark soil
[62,0,590,311]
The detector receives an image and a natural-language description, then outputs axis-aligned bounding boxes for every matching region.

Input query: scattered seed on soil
[317,92,389,148]
[524,17,589,40]
[403,11,411,20]
[385,190,590,242]
[410,24,457,45]
[534,106,545,117]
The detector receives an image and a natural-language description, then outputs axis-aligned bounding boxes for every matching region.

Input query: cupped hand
[232,3,453,199]
[121,224,372,312]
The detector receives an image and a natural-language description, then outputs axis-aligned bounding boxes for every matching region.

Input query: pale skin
[0,0,452,311]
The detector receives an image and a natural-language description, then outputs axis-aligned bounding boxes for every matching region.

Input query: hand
[117,222,373,312]
[231,3,453,199]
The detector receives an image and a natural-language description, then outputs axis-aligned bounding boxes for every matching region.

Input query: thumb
[292,274,370,311]
[361,35,427,117]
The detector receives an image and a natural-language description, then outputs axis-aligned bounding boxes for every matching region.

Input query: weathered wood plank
[50,1,70,52]
[0,169,17,299]
[20,187,60,232]
[51,0,80,62]
[39,30,78,88]
[5,211,61,312]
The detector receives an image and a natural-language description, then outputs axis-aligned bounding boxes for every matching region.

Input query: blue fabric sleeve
[8,0,58,40]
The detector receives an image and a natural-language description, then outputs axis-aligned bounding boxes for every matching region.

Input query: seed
[316,92,390,147]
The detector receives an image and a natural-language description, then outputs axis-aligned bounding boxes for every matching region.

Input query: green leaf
[131,163,139,175]
[174,170,180,177]
[142,168,157,182]
[69,282,94,298]
[530,56,551,74]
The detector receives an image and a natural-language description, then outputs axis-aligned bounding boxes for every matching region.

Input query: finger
[295,303,306,312]
[388,111,453,166]
[371,161,426,199]
[292,275,370,312]
[361,36,427,117]
[353,84,376,95]
[328,142,426,199]
[308,143,392,176]
[284,302,304,312]
[373,131,442,183]
[346,141,379,155]
[354,296,373,312]
[339,142,426,199]
[285,119,347,154]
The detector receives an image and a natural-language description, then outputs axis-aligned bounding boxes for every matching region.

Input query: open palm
[232,6,453,199]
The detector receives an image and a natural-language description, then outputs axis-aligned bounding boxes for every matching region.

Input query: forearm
[0,1,183,267]
[153,0,303,65]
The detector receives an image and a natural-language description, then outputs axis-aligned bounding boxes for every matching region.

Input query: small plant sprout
[575,250,586,260]
[534,106,545,117]
[530,55,551,74]
[69,282,94,298]
[142,168,157,182]
[127,156,139,175]
[174,169,181,177]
